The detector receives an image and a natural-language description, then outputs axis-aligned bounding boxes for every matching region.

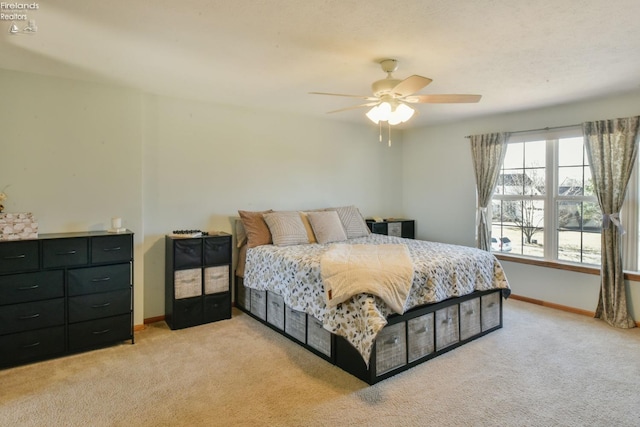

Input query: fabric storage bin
[481,291,501,331]
[307,315,331,357]
[236,280,250,310]
[250,289,267,320]
[266,291,285,330]
[204,265,229,294]
[435,305,459,351]
[375,322,407,375]
[408,312,434,363]
[174,269,202,299]
[285,306,306,342]
[460,297,481,340]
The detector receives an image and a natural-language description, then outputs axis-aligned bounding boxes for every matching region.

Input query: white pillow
[331,205,370,239]
[307,211,348,244]
[263,211,309,246]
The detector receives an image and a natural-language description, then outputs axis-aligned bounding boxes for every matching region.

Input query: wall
[140,95,404,318]
[0,69,146,325]
[402,90,640,321]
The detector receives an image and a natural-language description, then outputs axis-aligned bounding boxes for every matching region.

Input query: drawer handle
[91,302,111,308]
[91,277,111,283]
[92,329,111,335]
[4,254,26,260]
[19,313,40,320]
[487,302,495,308]
[467,309,475,315]
[56,250,77,256]
[443,317,453,325]
[415,326,428,334]
[103,247,121,252]
[385,336,399,345]
[18,284,39,290]
[22,341,41,349]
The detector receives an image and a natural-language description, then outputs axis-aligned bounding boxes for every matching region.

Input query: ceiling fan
[310,59,481,126]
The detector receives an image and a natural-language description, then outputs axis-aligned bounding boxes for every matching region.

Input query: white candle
[111,217,122,229]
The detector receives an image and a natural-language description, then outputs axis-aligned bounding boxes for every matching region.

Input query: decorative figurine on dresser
[0,230,134,369]
[165,231,232,329]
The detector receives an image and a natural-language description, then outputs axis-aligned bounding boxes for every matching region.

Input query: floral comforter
[243,234,510,365]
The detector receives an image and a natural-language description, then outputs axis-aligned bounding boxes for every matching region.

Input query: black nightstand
[165,233,232,329]
[366,219,415,239]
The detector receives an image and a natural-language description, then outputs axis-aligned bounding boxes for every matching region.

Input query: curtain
[583,116,640,329]
[470,133,508,251]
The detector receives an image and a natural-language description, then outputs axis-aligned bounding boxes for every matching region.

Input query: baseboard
[510,294,640,327]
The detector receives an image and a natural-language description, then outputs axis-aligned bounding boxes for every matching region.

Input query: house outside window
[490,127,609,266]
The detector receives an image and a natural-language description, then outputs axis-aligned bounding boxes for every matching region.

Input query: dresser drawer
[170,297,203,329]
[266,291,285,330]
[68,263,131,296]
[307,315,331,357]
[0,326,65,367]
[0,298,65,335]
[43,238,88,268]
[0,240,39,274]
[408,312,435,363]
[204,236,231,265]
[204,293,231,322]
[460,297,481,341]
[435,305,459,351]
[68,289,131,323]
[68,313,132,351]
[375,322,407,376]
[204,265,229,294]
[481,291,501,331]
[173,239,202,269]
[0,270,64,305]
[91,234,132,264]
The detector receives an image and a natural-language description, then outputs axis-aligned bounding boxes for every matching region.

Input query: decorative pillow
[263,211,309,246]
[235,218,247,248]
[299,211,317,243]
[238,209,273,248]
[307,211,348,244]
[331,205,370,239]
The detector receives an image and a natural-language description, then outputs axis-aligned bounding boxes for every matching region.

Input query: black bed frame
[235,277,504,385]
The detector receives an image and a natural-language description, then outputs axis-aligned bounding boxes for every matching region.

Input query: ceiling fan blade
[327,102,379,114]
[309,91,378,101]
[392,75,433,97]
[405,94,482,103]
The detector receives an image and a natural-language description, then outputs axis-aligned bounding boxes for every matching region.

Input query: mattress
[243,234,510,363]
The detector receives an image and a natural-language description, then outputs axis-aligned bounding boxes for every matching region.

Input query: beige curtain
[470,133,508,251]
[583,116,640,328]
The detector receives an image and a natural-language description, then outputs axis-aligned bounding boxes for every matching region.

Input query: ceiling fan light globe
[366,106,381,124]
[396,103,415,122]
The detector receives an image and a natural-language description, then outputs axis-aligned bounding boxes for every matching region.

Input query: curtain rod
[464,124,581,139]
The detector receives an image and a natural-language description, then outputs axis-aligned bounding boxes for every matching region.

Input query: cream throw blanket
[321,244,414,314]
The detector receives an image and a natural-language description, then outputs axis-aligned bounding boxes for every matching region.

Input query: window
[491,128,603,265]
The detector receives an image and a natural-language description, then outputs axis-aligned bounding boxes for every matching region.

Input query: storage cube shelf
[0,230,134,369]
[165,234,232,330]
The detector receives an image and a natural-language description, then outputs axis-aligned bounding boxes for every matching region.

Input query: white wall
[140,94,405,317]
[0,69,146,324]
[403,90,640,321]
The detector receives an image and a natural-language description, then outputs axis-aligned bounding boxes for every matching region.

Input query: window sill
[493,253,640,282]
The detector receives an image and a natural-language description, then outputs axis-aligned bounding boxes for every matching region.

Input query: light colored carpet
[1,299,639,427]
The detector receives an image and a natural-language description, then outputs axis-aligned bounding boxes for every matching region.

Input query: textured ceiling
[2,0,640,127]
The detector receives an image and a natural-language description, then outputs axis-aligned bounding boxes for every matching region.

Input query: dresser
[366,219,415,239]
[0,231,134,368]
[165,233,232,329]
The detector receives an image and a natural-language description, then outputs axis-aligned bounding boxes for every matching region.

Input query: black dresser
[165,233,232,329]
[366,219,415,239]
[0,231,134,368]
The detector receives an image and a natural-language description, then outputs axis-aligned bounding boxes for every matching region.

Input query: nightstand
[366,219,415,239]
[165,233,232,330]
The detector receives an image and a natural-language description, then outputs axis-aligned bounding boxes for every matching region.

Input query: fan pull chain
[378,121,382,142]
[388,122,391,147]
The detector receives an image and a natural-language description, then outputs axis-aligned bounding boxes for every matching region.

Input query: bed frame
[235,276,504,385]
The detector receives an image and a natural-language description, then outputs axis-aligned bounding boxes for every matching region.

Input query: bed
[234,207,510,384]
